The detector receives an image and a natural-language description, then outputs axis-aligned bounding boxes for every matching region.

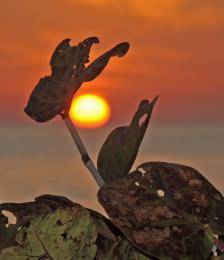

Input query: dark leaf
[98,162,224,259]
[79,42,129,82]
[97,97,158,184]
[24,37,129,122]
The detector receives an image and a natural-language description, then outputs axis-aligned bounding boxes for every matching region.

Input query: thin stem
[61,115,105,188]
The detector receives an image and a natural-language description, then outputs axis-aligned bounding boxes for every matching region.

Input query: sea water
[0,123,223,214]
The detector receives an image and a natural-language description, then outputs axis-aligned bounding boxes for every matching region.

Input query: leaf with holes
[0,194,76,251]
[0,194,116,257]
[0,206,97,260]
[0,194,156,260]
[97,97,158,184]
[98,161,224,259]
[0,211,18,251]
[24,37,129,122]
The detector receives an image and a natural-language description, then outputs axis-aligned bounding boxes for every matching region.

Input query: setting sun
[69,94,111,128]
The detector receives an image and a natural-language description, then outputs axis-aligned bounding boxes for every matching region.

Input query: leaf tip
[151,95,159,106]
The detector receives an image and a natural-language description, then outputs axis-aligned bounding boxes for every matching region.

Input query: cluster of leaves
[0,195,150,260]
[18,37,224,259]
[1,102,224,259]
[96,97,224,259]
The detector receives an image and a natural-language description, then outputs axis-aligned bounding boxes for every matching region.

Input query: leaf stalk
[61,114,105,187]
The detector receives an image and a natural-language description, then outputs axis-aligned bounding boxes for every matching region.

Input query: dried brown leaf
[24,38,129,122]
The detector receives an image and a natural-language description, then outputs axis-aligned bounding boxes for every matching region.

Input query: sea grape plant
[0,37,223,259]
[24,37,129,187]
[0,195,151,260]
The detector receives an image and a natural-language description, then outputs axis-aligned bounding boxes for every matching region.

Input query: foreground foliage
[0,195,150,260]
[4,36,222,259]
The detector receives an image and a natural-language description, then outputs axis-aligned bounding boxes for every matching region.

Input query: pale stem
[62,116,105,187]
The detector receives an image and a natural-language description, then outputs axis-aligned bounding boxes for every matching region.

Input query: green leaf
[97,97,158,184]
[0,194,76,252]
[0,206,97,260]
[1,194,154,260]
[24,37,129,122]
[98,161,224,259]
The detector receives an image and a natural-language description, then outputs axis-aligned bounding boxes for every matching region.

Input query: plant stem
[62,116,105,187]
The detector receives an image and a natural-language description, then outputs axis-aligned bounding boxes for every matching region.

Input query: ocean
[0,123,223,214]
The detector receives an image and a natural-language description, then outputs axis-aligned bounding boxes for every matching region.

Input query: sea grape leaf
[97,97,158,184]
[0,206,97,260]
[0,194,75,251]
[0,194,116,252]
[135,162,224,235]
[0,194,155,260]
[79,42,129,82]
[98,161,224,259]
[24,37,129,122]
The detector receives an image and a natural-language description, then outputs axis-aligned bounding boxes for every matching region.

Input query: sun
[69,94,111,128]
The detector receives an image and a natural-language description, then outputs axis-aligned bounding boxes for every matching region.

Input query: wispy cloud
[68,0,224,28]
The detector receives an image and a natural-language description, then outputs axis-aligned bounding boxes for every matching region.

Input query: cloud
[68,0,224,28]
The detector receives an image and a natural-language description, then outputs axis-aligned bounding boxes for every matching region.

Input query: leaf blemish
[138,113,147,127]
[138,167,146,176]
[157,189,165,197]
[1,210,17,227]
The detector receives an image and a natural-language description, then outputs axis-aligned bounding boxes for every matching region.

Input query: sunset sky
[0,0,223,124]
[0,0,223,211]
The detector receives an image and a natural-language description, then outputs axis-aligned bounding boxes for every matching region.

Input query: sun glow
[69,94,111,128]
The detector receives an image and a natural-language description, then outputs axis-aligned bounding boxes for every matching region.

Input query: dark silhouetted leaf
[24,37,129,122]
[98,162,224,259]
[97,97,158,184]
[79,42,129,82]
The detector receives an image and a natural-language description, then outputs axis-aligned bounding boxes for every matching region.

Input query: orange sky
[0,0,223,124]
